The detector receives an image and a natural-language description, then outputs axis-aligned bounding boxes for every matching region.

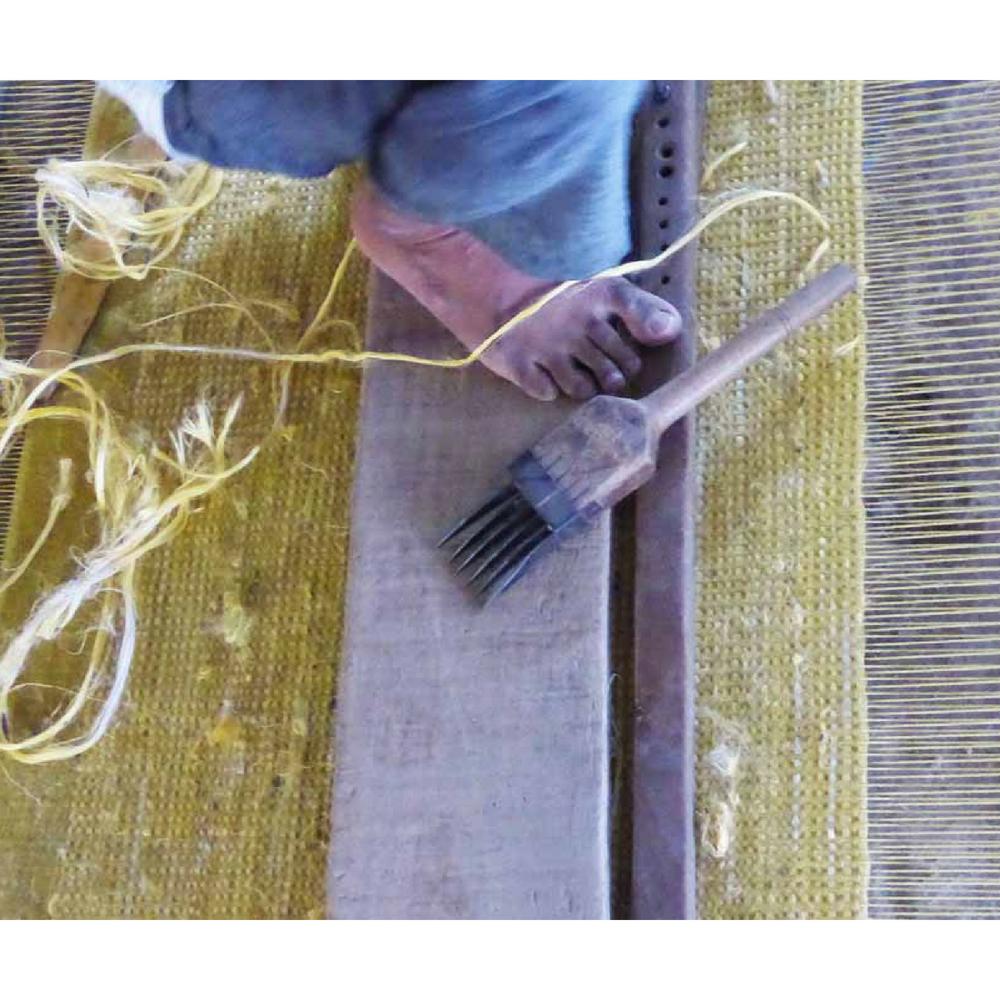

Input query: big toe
[642,303,682,344]
[607,279,683,346]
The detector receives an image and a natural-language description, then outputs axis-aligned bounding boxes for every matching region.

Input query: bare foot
[350,178,681,401]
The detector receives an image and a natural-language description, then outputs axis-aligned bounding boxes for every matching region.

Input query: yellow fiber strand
[800,236,831,280]
[701,139,749,189]
[27,185,829,386]
[31,150,829,377]
[273,238,360,425]
[0,458,72,599]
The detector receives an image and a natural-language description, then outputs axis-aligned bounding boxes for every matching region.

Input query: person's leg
[351,178,681,401]
[102,80,683,401]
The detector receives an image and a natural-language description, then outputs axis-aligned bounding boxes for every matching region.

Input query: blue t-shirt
[163,81,646,280]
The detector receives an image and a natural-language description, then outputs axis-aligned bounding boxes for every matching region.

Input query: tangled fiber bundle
[35,149,223,281]
[0,366,256,762]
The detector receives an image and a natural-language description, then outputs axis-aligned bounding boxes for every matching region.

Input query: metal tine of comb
[450,494,531,573]
[444,491,524,567]
[466,513,547,588]
[461,514,540,587]
[439,484,518,547]
[474,524,551,603]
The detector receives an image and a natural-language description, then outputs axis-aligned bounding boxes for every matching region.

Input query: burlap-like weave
[0,93,365,918]
[694,81,868,918]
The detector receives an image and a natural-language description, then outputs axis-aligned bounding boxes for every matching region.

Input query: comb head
[441,396,659,603]
[524,395,659,516]
[439,470,574,605]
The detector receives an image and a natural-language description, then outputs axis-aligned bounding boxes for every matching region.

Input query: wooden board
[328,276,612,918]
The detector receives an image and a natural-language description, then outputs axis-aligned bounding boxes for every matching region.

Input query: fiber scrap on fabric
[694,81,868,918]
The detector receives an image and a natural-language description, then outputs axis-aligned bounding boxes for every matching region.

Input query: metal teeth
[439,485,518,547]
[473,524,550,602]
[466,517,539,587]
[454,496,525,574]
[440,483,552,603]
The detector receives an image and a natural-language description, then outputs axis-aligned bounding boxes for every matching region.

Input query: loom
[0,79,996,918]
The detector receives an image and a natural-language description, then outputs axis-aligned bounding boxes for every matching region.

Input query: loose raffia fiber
[694,81,868,918]
[35,152,223,281]
[0,88,367,918]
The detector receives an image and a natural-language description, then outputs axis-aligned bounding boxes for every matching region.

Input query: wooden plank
[629,80,703,918]
[329,275,612,918]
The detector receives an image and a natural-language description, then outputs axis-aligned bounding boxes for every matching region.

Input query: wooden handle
[35,238,112,362]
[33,135,167,398]
[640,264,858,435]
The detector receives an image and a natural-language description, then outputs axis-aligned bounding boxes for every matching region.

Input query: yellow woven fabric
[0,94,365,917]
[694,81,868,918]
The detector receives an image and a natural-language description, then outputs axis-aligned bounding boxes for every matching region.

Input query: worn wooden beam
[329,276,612,918]
[628,80,704,919]
[329,82,705,919]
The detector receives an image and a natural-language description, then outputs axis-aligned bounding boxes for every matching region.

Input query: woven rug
[693,81,868,918]
[0,82,869,919]
[0,92,366,918]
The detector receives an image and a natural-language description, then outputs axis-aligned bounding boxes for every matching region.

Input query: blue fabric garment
[163,81,646,279]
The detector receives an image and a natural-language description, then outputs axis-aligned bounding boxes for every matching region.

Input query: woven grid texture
[863,81,1000,918]
[694,81,868,918]
[0,93,365,917]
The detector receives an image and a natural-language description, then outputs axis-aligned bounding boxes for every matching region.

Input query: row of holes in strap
[651,86,674,289]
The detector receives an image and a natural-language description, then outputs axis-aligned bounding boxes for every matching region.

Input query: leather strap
[624,80,704,919]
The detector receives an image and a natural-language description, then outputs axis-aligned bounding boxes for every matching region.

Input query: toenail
[654,312,681,337]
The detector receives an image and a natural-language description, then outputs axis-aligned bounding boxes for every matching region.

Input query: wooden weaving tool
[441,265,856,602]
